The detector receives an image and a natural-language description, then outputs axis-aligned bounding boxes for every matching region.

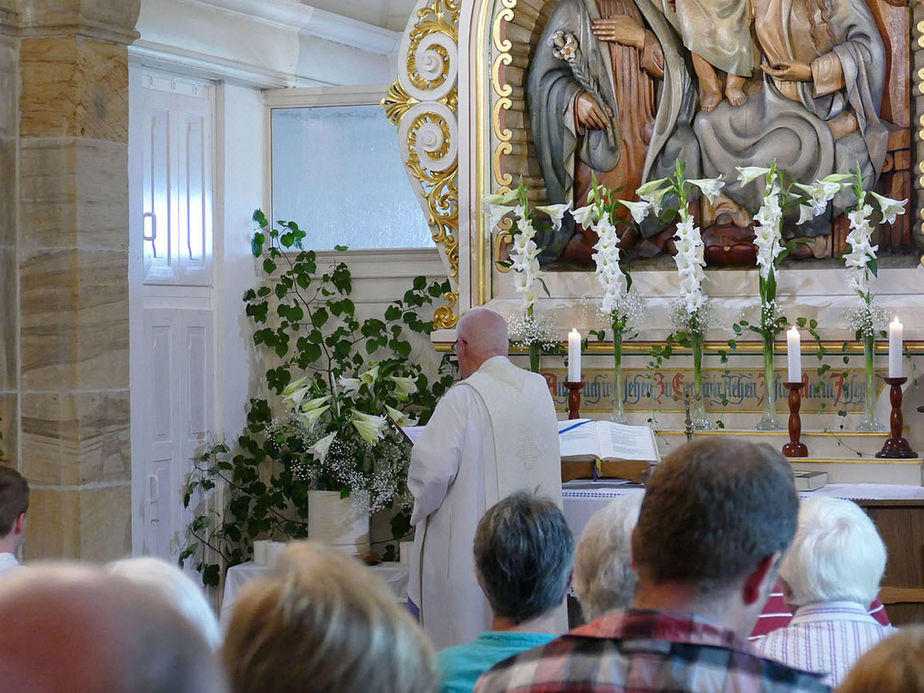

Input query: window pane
[271,105,434,249]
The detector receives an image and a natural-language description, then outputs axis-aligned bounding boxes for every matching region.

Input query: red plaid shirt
[474,610,830,693]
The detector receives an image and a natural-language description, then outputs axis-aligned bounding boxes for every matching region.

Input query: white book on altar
[558,419,660,464]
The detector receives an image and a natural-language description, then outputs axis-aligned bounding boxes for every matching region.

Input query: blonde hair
[837,626,924,693]
[222,542,437,693]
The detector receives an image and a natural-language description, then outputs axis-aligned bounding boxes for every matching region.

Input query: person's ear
[14,512,25,535]
[742,552,780,606]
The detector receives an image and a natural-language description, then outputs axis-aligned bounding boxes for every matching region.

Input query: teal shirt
[437,631,558,693]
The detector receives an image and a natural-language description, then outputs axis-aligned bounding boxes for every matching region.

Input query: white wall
[214,83,263,442]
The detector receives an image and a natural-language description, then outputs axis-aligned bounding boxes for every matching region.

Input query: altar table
[561,480,924,541]
[220,560,410,626]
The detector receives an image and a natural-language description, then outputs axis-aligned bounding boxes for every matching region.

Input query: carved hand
[576,92,613,131]
[591,17,645,49]
[760,60,812,82]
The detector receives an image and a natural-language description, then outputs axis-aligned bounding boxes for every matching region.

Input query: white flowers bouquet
[622,160,722,428]
[484,179,568,371]
[484,180,566,312]
[625,160,721,336]
[572,174,648,336]
[270,364,422,515]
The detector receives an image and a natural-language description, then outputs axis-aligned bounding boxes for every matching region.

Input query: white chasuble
[407,356,563,650]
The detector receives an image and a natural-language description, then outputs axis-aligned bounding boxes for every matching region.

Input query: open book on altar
[558,419,660,483]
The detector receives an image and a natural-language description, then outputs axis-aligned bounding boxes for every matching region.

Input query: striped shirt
[749,588,889,640]
[474,610,829,693]
[755,601,895,687]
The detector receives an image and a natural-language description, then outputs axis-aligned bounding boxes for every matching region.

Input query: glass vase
[756,335,784,430]
[528,341,541,374]
[690,331,711,429]
[611,330,627,424]
[856,332,884,432]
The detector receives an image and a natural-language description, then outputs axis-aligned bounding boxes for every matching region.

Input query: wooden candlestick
[782,382,808,457]
[876,377,917,459]
[565,381,584,420]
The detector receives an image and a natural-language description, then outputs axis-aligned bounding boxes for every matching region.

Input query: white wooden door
[130,67,216,563]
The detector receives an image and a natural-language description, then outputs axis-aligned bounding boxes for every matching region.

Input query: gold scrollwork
[408,1,459,93]
[382,81,419,126]
[490,1,518,192]
[385,0,461,328]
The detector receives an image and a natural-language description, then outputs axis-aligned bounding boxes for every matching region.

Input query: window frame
[263,85,433,251]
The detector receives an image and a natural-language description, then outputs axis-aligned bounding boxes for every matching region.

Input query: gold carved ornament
[383,0,461,329]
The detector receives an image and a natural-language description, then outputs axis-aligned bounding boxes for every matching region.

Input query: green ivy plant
[181,210,455,585]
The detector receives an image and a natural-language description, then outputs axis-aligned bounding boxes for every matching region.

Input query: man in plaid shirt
[475,439,829,693]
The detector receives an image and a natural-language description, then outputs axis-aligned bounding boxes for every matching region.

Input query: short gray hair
[572,494,642,620]
[474,492,573,624]
[780,496,887,608]
[109,556,221,650]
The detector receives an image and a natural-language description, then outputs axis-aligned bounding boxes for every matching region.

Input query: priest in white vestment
[407,307,564,650]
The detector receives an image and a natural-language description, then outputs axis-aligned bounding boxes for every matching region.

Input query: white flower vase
[307,490,370,556]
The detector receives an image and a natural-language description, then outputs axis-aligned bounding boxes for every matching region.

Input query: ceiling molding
[179,0,400,55]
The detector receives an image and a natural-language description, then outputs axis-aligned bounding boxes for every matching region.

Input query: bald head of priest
[407,307,564,650]
[454,307,509,379]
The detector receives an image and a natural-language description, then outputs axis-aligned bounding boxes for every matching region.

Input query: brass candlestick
[565,381,584,419]
[876,377,917,459]
[782,382,807,457]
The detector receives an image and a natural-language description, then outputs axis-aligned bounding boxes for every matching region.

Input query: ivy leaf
[334,244,349,251]
[311,307,329,328]
[251,232,265,257]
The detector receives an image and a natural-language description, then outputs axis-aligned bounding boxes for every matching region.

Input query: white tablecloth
[561,480,924,542]
[220,560,410,625]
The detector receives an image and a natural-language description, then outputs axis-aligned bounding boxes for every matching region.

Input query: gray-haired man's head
[474,492,574,624]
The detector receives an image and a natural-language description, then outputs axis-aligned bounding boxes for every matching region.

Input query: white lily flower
[390,375,418,399]
[796,204,816,225]
[281,376,307,397]
[282,384,312,409]
[869,191,907,226]
[512,205,528,223]
[482,202,510,232]
[636,182,671,214]
[308,432,337,463]
[359,364,379,386]
[339,376,361,395]
[535,203,570,231]
[619,199,651,224]
[688,176,725,203]
[300,403,330,428]
[483,189,519,205]
[572,204,597,228]
[385,404,418,427]
[819,173,853,184]
[636,176,670,197]
[350,410,388,445]
[736,166,772,184]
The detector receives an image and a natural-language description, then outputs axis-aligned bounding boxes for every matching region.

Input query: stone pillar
[0,0,139,560]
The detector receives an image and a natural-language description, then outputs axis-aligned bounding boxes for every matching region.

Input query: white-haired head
[109,556,222,650]
[780,496,887,609]
[572,494,643,621]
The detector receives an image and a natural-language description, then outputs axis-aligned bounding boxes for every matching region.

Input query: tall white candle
[568,328,581,382]
[889,316,903,378]
[786,325,801,383]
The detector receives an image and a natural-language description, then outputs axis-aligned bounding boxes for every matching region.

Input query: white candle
[787,325,801,383]
[568,328,581,382]
[889,316,903,378]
